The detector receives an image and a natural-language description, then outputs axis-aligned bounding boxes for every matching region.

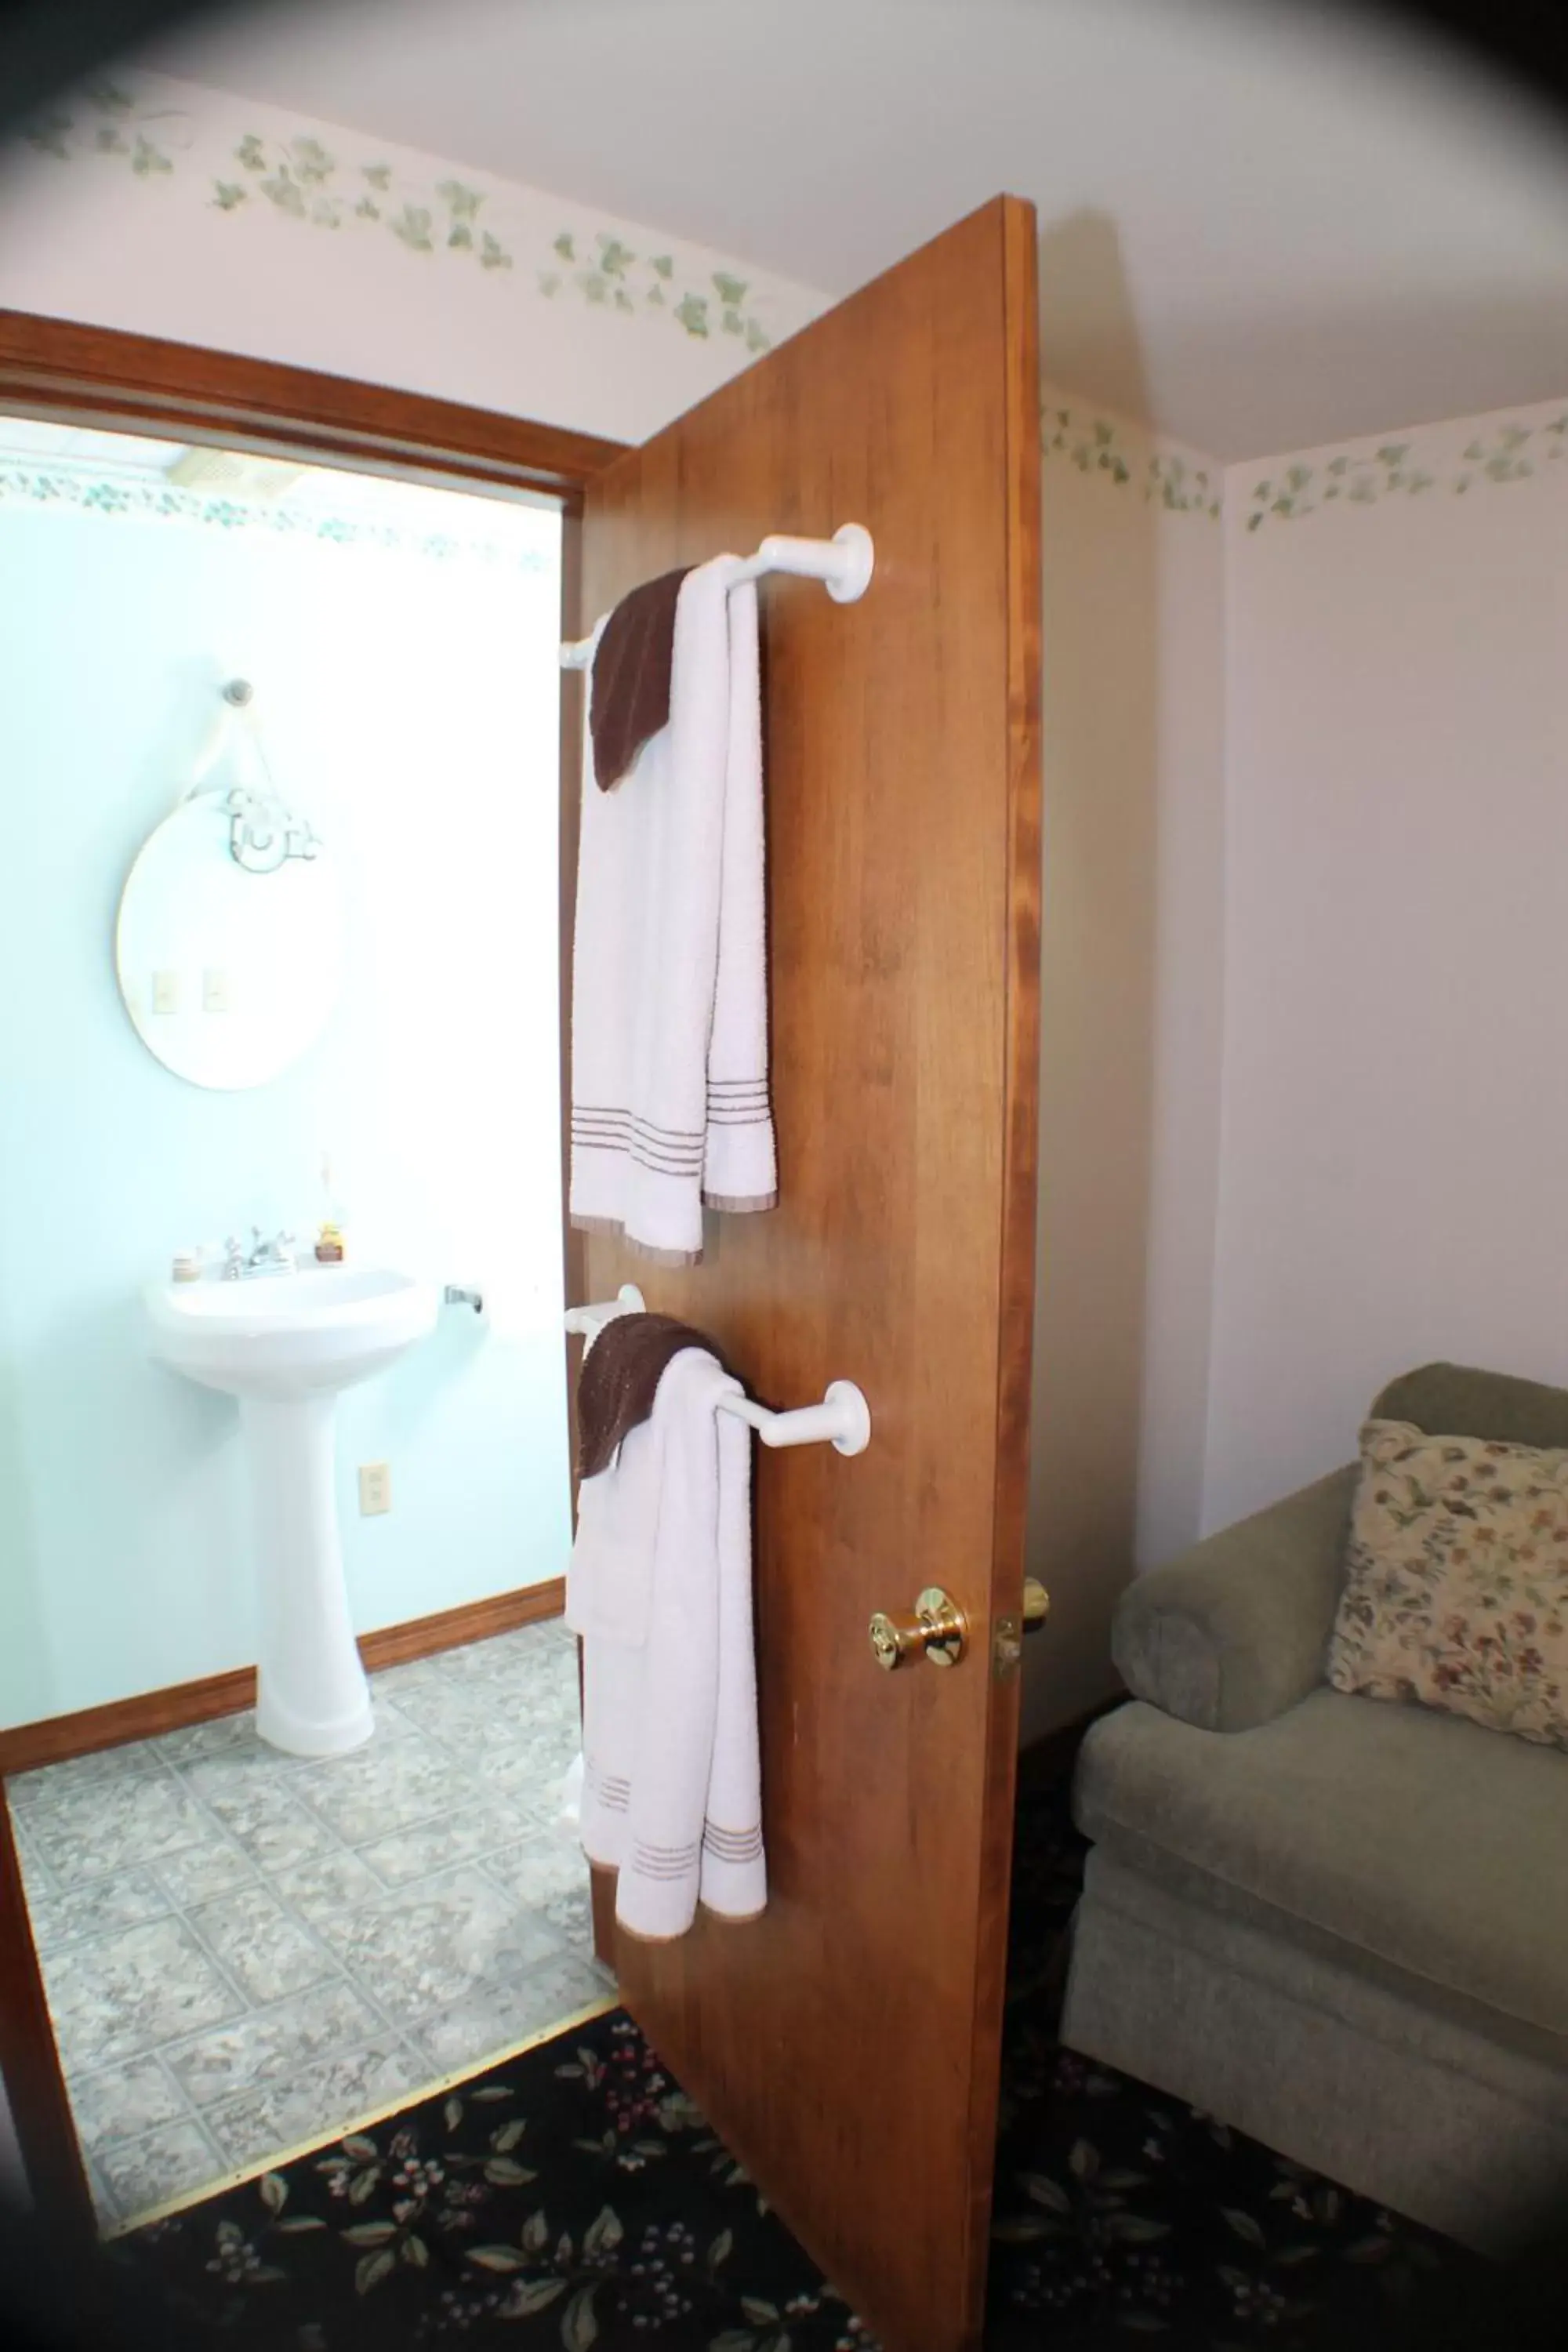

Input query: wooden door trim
[0,1579,568,1780]
[0,311,623,497]
[960,191,1045,2325]
[0,308,625,2238]
[0,1793,93,2241]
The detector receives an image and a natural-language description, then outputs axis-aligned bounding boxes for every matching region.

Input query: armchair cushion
[1074,1688,1568,2054]
[1327,1418,1568,1751]
[1116,1365,1568,1736]
[1081,1693,1568,2060]
[1112,1465,1356,1731]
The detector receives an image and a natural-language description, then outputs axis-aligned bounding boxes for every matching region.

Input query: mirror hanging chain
[185,677,321,875]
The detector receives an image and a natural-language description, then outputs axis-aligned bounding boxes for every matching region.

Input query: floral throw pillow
[1327,1417,1568,1750]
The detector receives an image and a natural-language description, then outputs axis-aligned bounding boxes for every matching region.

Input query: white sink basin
[145,1265,441,1759]
[145,1263,439,1399]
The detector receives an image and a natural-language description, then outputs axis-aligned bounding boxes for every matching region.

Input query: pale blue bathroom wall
[0,457,568,1727]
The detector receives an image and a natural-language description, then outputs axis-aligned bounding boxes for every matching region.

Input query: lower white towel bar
[564,1284,871,1457]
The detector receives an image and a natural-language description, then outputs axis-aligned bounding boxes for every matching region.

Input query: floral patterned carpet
[100,1763,1520,2352]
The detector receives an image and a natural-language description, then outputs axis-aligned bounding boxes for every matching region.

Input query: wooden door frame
[0,308,626,2239]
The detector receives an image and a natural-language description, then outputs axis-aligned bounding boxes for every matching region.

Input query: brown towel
[590,566,691,792]
[576,1311,736,1479]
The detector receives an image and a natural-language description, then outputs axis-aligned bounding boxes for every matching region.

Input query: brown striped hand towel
[569,555,777,1265]
[565,1341,766,1940]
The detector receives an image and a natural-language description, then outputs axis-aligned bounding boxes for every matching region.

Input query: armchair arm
[1112,1464,1359,1731]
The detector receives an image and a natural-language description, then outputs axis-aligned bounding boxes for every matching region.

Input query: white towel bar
[558,523,874,671]
[564,1284,871,1457]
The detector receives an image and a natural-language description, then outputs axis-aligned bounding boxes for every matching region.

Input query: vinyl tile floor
[8,1618,612,2233]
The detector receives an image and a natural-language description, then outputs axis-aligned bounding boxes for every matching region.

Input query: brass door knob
[869,1586,968,1671]
[1022,1577,1050,1630]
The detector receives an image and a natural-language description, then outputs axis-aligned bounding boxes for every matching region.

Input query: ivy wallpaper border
[1243,411,1568,530]
[19,77,783,355]
[1040,405,1222,521]
[30,72,1562,539]
[1038,396,1568,535]
[0,457,555,568]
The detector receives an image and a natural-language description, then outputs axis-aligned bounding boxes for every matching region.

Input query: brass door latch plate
[993,1578,1050,1679]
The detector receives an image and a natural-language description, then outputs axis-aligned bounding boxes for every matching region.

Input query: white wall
[1205,394,1568,1529]
[1022,398,1226,1742]
[0,439,570,1726]
[0,71,829,446]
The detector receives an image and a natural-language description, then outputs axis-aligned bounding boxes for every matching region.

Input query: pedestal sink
[145,1265,440,1757]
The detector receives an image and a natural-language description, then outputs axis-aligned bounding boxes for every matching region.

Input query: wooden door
[574,195,1041,2352]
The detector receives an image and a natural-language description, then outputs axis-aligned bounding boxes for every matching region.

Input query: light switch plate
[151,970,181,1015]
[358,1463,391,1516]
[202,967,231,1014]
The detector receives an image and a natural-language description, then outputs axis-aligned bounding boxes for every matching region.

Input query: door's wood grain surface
[576,197,1042,2352]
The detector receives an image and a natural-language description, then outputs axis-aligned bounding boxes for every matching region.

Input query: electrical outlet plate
[358,1463,391,1516]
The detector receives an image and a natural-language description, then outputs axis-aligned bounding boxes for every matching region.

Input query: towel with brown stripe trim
[569,555,777,1262]
[566,1341,766,1939]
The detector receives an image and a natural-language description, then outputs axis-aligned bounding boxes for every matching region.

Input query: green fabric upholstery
[1371,1359,1568,1448]
[1112,1467,1356,1731]
[1067,1360,1568,2248]
[1064,1853,1568,2252]
[1075,1690,1568,2051]
[1114,1361,1568,1735]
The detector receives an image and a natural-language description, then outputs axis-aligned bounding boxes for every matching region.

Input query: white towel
[569,558,777,1265]
[564,1344,766,1940]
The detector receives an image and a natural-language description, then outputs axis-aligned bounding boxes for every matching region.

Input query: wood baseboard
[358,1581,565,1674]
[0,1580,566,1780]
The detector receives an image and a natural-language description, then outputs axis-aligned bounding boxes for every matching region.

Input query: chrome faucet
[223,1227,298,1279]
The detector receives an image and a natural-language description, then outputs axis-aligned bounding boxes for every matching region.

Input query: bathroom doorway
[2,193,1042,2352]
[0,404,611,2227]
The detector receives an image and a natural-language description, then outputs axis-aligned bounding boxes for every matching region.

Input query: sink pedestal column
[242,1392,375,1757]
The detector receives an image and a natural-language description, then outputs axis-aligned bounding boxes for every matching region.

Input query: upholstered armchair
[1062,1362,1568,2252]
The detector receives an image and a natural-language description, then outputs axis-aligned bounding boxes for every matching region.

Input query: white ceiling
[148,0,1568,459]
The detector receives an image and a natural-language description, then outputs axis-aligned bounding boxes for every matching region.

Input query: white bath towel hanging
[565,1343,766,1940]
[569,557,777,1265]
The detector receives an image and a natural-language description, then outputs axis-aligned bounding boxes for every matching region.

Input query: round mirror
[115,795,343,1090]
